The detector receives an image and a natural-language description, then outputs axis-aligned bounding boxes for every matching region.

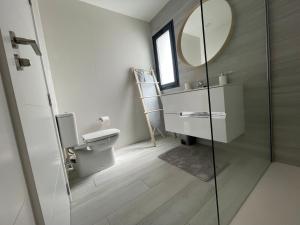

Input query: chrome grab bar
[179,112,226,118]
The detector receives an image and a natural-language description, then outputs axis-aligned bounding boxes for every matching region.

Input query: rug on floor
[159,145,229,182]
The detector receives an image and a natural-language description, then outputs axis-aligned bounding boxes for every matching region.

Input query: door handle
[10,31,42,56]
[14,54,31,71]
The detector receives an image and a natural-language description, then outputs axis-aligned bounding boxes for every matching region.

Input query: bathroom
[0,0,299,225]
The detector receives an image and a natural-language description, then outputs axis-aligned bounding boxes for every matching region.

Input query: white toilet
[56,112,120,178]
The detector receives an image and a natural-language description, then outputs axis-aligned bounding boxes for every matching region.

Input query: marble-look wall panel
[270,0,300,166]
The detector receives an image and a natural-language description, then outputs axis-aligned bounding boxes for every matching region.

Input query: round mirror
[180,0,233,67]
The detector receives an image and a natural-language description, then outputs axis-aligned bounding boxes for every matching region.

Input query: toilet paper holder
[98,116,111,129]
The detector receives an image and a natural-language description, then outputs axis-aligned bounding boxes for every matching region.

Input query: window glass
[156,31,175,85]
[153,21,179,90]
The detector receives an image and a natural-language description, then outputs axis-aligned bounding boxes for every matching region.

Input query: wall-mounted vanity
[161,85,245,143]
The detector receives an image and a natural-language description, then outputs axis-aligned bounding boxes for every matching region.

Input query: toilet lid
[82,128,120,143]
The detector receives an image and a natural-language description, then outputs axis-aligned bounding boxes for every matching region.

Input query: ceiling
[78,0,171,22]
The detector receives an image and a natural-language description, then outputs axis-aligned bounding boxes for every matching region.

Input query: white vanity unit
[161,85,245,143]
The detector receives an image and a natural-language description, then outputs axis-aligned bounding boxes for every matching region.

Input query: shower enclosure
[174,0,272,224]
[203,0,271,224]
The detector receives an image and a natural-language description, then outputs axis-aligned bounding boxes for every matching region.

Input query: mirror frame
[178,0,234,67]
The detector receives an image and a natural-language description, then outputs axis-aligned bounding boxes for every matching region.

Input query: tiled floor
[69,137,269,225]
[230,162,300,225]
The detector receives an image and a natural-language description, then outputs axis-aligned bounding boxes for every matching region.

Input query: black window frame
[152,20,179,90]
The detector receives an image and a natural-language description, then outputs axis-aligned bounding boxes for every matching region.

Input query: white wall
[0,74,36,225]
[37,0,154,148]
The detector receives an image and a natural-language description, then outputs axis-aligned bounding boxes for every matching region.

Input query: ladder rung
[136,82,159,84]
[145,109,163,114]
[140,95,161,99]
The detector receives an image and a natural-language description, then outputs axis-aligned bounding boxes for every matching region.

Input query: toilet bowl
[73,129,120,177]
[56,112,120,178]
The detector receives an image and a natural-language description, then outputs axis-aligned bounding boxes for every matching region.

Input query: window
[153,20,179,90]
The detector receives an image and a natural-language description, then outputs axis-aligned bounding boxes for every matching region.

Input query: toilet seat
[82,128,120,143]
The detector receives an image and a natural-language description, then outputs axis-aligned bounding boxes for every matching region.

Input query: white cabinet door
[0,0,70,225]
[164,113,211,139]
[162,89,209,113]
[164,114,228,142]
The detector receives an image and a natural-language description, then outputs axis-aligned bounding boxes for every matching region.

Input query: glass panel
[202,0,271,224]
[153,2,219,225]
[156,30,176,85]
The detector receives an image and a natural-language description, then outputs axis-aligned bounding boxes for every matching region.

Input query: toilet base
[73,148,115,178]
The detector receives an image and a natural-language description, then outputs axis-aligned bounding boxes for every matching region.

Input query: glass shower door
[201,0,272,224]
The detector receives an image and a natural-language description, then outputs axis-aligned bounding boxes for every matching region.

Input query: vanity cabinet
[161,85,245,143]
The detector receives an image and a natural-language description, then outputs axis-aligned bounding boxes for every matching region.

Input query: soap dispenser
[219,71,232,86]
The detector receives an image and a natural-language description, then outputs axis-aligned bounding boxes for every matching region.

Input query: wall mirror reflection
[180,0,233,67]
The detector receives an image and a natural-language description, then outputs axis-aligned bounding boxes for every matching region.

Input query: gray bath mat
[159,145,228,182]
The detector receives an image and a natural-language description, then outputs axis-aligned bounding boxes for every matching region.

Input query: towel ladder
[132,68,164,146]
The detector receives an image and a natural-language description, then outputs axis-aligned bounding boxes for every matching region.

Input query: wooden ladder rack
[132,68,164,146]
